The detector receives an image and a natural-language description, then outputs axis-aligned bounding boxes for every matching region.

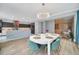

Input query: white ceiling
[0,3,79,24]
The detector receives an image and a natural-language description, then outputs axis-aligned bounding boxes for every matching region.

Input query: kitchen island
[0,30,31,43]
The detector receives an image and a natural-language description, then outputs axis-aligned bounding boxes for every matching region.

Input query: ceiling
[0,3,79,24]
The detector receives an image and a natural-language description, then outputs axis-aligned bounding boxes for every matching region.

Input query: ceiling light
[37,3,50,19]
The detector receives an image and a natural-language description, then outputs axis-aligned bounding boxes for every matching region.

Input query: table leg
[47,42,50,55]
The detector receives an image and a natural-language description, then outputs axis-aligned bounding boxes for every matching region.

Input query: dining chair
[28,40,41,54]
[51,37,61,54]
[29,41,40,51]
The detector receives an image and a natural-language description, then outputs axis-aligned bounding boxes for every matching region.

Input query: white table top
[30,33,60,45]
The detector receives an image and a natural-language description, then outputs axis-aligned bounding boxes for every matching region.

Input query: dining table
[30,33,60,55]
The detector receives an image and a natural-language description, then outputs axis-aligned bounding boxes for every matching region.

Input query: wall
[47,20,55,33]
[74,13,77,42]
[35,20,55,34]
[76,10,79,46]
[35,22,41,34]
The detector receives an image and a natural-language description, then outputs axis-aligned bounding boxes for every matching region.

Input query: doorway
[0,20,3,33]
[30,23,35,34]
[55,17,74,41]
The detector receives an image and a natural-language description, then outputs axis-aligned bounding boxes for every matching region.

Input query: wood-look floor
[0,38,79,55]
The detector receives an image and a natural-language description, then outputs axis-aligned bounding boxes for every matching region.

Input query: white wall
[46,20,55,33]
[74,12,77,42]
[35,20,55,34]
[35,22,41,34]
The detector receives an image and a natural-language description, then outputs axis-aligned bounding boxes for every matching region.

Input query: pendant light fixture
[37,3,50,19]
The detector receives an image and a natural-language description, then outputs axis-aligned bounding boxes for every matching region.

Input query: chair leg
[57,46,61,54]
[44,46,47,54]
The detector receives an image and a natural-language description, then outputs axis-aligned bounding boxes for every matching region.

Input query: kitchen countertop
[0,31,31,43]
[0,35,15,43]
[0,35,26,43]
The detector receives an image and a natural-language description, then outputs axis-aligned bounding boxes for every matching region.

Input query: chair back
[51,37,60,50]
[29,41,39,51]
